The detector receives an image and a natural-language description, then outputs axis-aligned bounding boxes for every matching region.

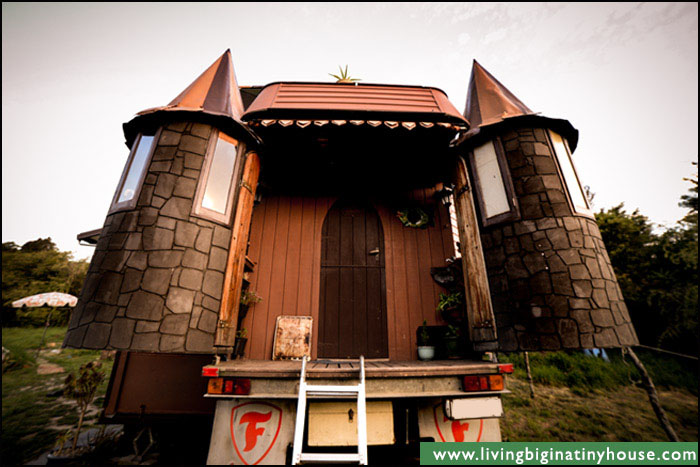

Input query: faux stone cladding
[64,122,231,353]
[481,127,639,351]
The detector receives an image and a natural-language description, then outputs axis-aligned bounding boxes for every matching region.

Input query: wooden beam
[453,156,498,350]
[215,151,261,348]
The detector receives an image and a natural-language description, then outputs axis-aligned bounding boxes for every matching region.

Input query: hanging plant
[397,207,430,228]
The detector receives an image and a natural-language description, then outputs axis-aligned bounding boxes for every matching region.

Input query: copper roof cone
[459,60,579,152]
[465,60,533,128]
[123,50,257,146]
[160,49,244,120]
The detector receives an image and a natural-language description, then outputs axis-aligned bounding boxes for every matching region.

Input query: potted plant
[443,324,463,359]
[436,291,463,324]
[239,290,262,321]
[47,361,105,464]
[417,320,435,361]
[234,328,248,359]
[329,65,361,84]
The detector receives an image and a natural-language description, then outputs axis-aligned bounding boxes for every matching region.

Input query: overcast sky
[2,2,698,260]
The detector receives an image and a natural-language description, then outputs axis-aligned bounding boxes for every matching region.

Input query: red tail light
[462,374,504,392]
[463,375,489,391]
[234,378,251,395]
[208,378,252,395]
[498,363,514,374]
[202,367,219,377]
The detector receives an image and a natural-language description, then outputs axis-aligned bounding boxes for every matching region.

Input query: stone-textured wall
[64,121,232,353]
[477,127,638,351]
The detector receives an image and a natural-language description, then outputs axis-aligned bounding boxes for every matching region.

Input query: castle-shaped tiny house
[66,52,637,356]
[65,52,638,458]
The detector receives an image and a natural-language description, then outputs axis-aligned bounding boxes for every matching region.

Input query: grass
[501,375,698,442]
[1,326,114,465]
[498,348,698,395]
[498,349,698,442]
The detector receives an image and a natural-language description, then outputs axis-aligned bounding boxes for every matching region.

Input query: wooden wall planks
[243,188,456,360]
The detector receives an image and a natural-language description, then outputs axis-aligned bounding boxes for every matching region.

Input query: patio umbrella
[11,292,78,308]
[10,292,78,357]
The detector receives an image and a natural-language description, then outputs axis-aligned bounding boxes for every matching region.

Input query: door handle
[368,248,380,255]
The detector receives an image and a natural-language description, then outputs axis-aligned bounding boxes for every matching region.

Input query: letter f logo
[240,411,272,452]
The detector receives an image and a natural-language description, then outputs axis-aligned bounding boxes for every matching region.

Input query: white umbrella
[11,292,78,357]
[11,292,78,308]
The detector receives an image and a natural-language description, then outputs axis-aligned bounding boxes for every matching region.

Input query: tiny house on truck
[66,50,638,464]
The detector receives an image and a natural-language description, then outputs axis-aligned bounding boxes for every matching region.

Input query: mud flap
[417,398,501,442]
[207,399,296,465]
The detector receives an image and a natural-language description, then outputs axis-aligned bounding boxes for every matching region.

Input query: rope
[634,344,698,361]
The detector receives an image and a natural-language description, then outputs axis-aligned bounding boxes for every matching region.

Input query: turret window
[548,130,592,216]
[193,131,241,224]
[110,132,157,213]
[469,139,520,226]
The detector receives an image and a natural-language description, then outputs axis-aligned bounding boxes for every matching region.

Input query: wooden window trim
[469,137,521,227]
[108,128,161,215]
[545,129,595,219]
[192,130,245,226]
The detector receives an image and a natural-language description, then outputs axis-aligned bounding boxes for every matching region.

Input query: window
[110,132,157,212]
[469,139,519,226]
[548,130,592,216]
[193,131,241,224]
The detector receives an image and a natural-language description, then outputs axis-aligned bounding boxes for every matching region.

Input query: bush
[12,307,72,327]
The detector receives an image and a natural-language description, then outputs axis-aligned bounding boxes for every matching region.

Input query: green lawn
[499,349,698,442]
[1,326,113,465]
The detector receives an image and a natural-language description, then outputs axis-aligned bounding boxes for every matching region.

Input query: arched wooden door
[318,199,388,359]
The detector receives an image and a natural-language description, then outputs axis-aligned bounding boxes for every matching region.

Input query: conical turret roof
[465,60,533,128]
[123,50,257,147]
[459,60,579,151]
[150,49,244,120]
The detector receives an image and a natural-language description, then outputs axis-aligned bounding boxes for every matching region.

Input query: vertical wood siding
[243,188,455,360]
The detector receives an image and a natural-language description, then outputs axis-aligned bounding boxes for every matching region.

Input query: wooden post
[524,351,536,398]
[625,347,680,442]
[453,156,498,350]
[215,151,261,348]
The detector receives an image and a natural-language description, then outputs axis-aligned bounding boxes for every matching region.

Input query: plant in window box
[234,328,248,359]
[417,320,435,361]
[239,290,262,321]
[436,291,464,323]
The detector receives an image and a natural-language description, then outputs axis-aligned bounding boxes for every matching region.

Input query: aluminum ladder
[291,355,368,465]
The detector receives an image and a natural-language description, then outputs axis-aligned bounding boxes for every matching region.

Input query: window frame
[108,129,160,214]
[546,129,594,218]
[468,137,521,227]
[192,130,244,226]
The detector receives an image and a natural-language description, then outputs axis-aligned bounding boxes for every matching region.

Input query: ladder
[291,356,368,465]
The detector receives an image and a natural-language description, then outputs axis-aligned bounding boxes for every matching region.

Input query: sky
[2,2,698,260]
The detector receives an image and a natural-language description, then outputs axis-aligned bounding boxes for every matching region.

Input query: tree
[1,237,89,307]
[596,165,698,356]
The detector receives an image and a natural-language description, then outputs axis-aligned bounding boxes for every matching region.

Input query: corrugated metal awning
[242,82,470,128]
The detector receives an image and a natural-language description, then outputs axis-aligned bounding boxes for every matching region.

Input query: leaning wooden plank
[215,151,261,348]
[453,156,498,350]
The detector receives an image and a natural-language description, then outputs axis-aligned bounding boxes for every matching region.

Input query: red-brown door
[318,199,388,359]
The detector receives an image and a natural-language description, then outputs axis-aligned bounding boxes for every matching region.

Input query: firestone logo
[230,401,283,465]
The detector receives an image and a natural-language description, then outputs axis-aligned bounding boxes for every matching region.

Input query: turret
[64,50,260,353]
[458,61,638,351]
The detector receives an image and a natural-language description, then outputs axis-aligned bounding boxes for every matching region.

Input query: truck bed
[204,359,506,399]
